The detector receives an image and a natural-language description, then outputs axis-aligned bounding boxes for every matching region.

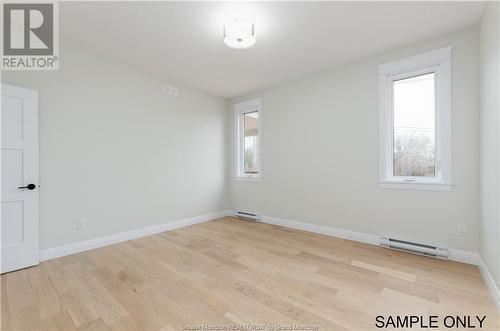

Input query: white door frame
[1,84,39,273]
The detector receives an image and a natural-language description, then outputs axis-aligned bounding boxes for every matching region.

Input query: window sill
[378,179,453,191]
[235,176,262,182]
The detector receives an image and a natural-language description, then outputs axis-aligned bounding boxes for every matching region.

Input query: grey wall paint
[480,2,500,287]
[0,25,485,258]
[2,45,229,249]
[230,28,480,252]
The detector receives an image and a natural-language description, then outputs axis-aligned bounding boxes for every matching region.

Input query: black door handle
[18,184,36,190]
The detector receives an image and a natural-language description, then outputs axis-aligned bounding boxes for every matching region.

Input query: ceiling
[61,1,485,98]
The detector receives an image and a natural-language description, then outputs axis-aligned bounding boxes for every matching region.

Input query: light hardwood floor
[1,217,499,331]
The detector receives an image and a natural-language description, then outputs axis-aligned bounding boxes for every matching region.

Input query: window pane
[244,111,259,174]
[393,73,435,177]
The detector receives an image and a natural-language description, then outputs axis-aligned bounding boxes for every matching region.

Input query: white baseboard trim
[447,248,480,265]
[258,214,479,265]
[478,257,500,311]
[260,215,380,246]
[39,210,232,262]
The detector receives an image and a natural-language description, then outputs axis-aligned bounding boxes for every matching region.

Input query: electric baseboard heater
[380,237,448,259]
[235,211,261,221]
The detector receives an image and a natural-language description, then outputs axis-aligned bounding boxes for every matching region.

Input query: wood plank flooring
[1,217,499,331]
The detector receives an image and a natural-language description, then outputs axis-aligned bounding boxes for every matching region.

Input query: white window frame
[378,47,453,191]
[235,98,262,181]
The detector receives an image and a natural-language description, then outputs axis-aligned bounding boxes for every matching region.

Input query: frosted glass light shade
[223,18,256,49]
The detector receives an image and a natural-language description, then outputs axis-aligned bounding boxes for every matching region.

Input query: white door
[1,84,39,273]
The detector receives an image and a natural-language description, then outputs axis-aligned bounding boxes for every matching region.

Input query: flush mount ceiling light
[223,18,256,49]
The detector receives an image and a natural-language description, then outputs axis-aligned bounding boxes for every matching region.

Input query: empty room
[1,1,500,330]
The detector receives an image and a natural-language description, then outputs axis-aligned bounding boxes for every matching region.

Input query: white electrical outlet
[457,225,466,236]
[77,218,87,230]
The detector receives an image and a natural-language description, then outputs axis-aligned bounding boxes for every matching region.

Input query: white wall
[480,1,500,287]
[1,45,228,250]
[230,28,480,252]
